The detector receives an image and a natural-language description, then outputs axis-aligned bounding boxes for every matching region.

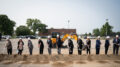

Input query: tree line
[92,20,119,36]
[16,18,47,36]
[0,14,47,36]
[0,14,120,36]
[0,15,15,35]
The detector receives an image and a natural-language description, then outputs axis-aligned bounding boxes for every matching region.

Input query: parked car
[16,36,26,39]
[41,36,48,38]
[2,35,11,39]
[84,36,96,39]
[26,35,36,39]
[84,36,87,39]
[89,36,96,39]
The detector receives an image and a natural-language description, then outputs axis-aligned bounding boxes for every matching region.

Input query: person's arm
[109,40,111,46]
[68,40,70,47]
[18,41,19,45]
[28,41,30,47]
[105,40,107,45]
[113,39,116,44]
[72,41,74,48]
[47,40,48,45]
[99,40,101,45]
[38,40,40,48]
[5,42,7,48]
[22,41,24,45]
[77,40,79,47]
[90,40,91,45]
[17,41,19,49]
[41,41,44,48]
[81,40,84,45]
[10,41,12,48]
[119,39,120,46]
[56,39,58,48]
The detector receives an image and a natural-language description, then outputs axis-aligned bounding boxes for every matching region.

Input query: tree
[85,32,87,36]
[26,18,47,35]
[16,25,31,36]
[38,24,48,33]
[100,22,113,36]
[93,28,100,36]
[88,33,92,36]
[0,15,16,35]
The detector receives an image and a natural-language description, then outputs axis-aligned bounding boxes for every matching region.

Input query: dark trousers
[113,45,119,55]
[48,48,51,55]
[40,48,44,54]
[96,47,100,55]
[18,50,23,55]
[69,47,73,54]
[86,47,90,55]
[7,49,12,55]
[105,46,109,55]
[29,48,33,55]
[78,47,82,55]
[57,47,61,54]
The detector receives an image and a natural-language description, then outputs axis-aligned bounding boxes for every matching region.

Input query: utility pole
[106,19,108,36]
[68,20,70,29]
[68,20,70,34]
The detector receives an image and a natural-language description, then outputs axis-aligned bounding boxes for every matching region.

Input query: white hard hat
[48,36,51,38]
[28,37,30,40]
[68,36,71,39]
[6,37,9,40]
[116,35,119,38]
[19,38,22,39]
[106,36,110,39]
[97,36,100,38]
[78,36,81,39]
[38,37,41,39]
[87,36,90,39]
[57,35,59,37]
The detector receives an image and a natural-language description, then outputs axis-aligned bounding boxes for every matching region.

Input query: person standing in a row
[28,38,33,55]
[113,35,120,55]
[68,37,74,54]
[17,38,24,55]
[47,36,52,55]
[86,37,91,55]
[105,36,110,55]
[56,35,62,54]
[5,38,12,55]
[38,37,44,54]
[77,36,84,55]
[96,36,101,55]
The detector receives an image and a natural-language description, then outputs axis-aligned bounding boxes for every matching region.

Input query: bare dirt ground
[0,38,120,67]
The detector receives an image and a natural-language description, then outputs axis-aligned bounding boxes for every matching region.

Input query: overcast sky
[0,0,120,34]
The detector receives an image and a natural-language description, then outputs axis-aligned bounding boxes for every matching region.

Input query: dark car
[84,36,87,39]
[41,36,47,38]
[26,35,36,39]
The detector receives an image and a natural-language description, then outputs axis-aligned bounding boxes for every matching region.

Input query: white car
[2,35,11,39]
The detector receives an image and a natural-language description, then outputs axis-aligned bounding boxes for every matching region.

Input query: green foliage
[0,15,16,35]
[16,25,31,36]
[93,28,100,36]
[93,21,113,36]
[26,18,47,35]
[85,32,87,36]
[88,33,92,36]
[38,23,48,33]
[100,22,113,36]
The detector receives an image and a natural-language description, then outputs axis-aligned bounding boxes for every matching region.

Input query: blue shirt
[96,40,101,48]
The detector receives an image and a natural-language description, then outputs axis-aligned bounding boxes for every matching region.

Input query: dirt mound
[0,54,120,64]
